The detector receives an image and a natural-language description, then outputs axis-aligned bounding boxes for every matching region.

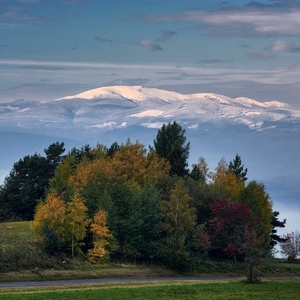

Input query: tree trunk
[71,235,74,257]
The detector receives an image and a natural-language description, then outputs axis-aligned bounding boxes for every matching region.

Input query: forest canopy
[0,122,285,271]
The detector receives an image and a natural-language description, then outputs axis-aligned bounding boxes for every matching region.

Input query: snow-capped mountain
[57,86,298,131]
[1,85,297,137]
[0,86,299,220]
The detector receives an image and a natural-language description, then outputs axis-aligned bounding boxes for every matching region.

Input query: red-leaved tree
[209,198,256,263]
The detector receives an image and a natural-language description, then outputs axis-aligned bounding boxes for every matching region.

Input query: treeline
[0,122,286,272]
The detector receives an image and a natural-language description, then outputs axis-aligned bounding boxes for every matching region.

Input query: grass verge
[0,279,300,300]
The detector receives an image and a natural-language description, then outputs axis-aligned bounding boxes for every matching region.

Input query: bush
[0,239,58,271]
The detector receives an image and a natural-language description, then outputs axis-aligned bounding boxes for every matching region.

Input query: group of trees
[0,122,288,273]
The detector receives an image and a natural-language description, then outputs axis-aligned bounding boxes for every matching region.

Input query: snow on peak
[58,85,288,109]
[234,97,269,108]
[190,93,232,104]
[58,85,187,102]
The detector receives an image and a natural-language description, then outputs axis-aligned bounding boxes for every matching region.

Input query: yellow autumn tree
[33,191,89,256]
[211,157,245,201]
[88,210,112,263]
[69,157,112,193]
[146,149,171,184]
[111,139,148,186]
[65,193,89,256]
[33,190,66,240]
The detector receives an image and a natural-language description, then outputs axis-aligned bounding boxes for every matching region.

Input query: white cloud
[1,58,300,106]
[146,5,300,37]
[136,39,163,51]
[266,40,300,53]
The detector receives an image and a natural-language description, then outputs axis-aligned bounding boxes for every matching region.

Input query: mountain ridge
[1,85,299,136]
[57,85,290,109]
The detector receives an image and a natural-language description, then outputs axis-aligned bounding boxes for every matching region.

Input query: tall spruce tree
[229,154,248,181]
[153,121,190,177]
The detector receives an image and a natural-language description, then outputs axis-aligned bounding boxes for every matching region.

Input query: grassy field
[0,221,36,246]
[0,280,300,300]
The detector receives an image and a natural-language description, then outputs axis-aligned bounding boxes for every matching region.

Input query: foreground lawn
[0,280,300,300]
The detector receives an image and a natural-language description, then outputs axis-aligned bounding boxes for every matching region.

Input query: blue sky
[1,0,300,106]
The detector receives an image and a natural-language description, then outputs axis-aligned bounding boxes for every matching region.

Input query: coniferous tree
[269,211,287,250]
[229,154,248,181]
[153,121,190,177]
[0,142,65,220]
[190,157,209,182]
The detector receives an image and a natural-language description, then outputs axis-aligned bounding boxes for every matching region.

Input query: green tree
[153,121,190,177]
[161,179,196,268]
[190,156,209,182]
[107,141,120,158]
[81,173,112,218]
[44,142,65,177]
[229,154,248,181]
[108,178,134,256]
[0,142,65,220]
[129,183,163,261]
[269,211,287,252]
[0,154,49,220]
[239,181,273,246]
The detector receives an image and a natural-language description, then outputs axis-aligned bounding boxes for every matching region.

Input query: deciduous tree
[161,179,196,267]
[129,182,163,261]
[240,181,273,246]
[280,231,300,259]
[65,193,89,256]
[88,210,112,263]
[209,198,255,263]
[33,190,66,241]
[210,157,244,201]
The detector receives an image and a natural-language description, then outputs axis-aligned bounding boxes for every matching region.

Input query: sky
[1,0,300,106]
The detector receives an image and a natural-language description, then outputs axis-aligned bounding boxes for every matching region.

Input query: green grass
[0,280,300,300]
[0,221,36,246]
[265,259,300,270]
